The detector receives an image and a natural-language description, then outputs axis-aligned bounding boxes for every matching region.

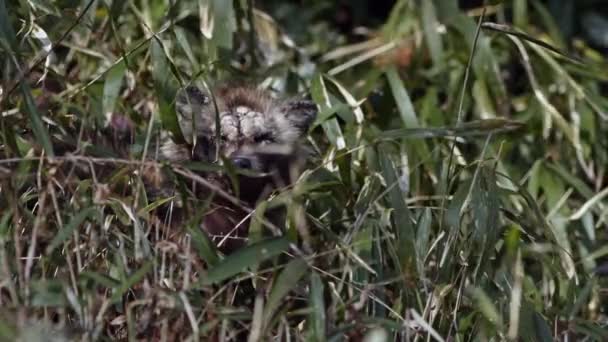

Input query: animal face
[153,84,317,252]
[163,84,317,174]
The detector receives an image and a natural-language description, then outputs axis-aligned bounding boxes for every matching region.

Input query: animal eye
[253,133,274,143]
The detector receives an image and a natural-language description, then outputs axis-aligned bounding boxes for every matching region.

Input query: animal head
[162,84,317,175]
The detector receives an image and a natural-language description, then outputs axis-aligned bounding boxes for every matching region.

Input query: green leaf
[415,208,432,273]
[0,318,16,341]
[174,27,197,66]
[207,0,237,49]
[110,261,154,303]
[446,12,507,102]
[0,1,54,156]
[471,167,500,245]
[385,67,419,128]
[46,207,97,254]
[531,310,553,342]
[311,102,349,130]
[150,38,183,142]
[137,195,176,216]
[30,280,68,307]
[519,301,553,342]
[0,210,11,238]
[200,237,290,285]
[471,287,504,330]
[378,119,524,140]
[307,273,326,342]
[248,200,269,244]
[263,258,308,329]
[20,82,55,156]
[513,0,528,28]
[311,74,346,150]
[385,67,431,165]
[79,271,121,288]
[378,145,416,275]
[0,0,17,49]
[102,60,126,117]
[189,225,220,267]
[568,279,595,319]
[421,0,444,66]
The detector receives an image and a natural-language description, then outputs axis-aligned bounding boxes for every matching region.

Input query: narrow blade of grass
[311,74,346,150]
[471,287,504,330]
[308,273,326,342]
[79,271,121,288]
[189,225,220,267]
[262,258,308,329]
[46,207,96,254]
[385,67,419,128]
[0,0,17,48]
[378,146,417,275]
[378,119,524,140]
[19,82,55,156]
[110,260,154,303]
[200,237,290,286]
[102,61,126,117]
[150,38,182,142]
[421,0,444,66]
[482,22,580,64]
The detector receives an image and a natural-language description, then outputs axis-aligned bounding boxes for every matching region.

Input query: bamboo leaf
[46,207,97,254]
[308,273,326,342]
[150,38,182,142]
[110,261,154,303]
[200,238,290,285]
[262,258,308,329]
[102,61,126,117]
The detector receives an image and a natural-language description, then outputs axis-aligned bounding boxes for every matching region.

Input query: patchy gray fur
[155,84,317,253]
[166,84,317,169]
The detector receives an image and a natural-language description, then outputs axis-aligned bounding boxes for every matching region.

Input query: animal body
[156,83,317,252]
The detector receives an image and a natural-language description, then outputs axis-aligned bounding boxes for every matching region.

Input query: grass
[1,0,607,341]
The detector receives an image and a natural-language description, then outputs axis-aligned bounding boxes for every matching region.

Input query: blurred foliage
[0,0,607,340]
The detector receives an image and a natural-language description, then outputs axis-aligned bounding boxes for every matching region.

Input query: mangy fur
[157,83,317,253]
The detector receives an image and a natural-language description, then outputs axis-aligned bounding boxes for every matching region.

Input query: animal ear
[280,99,317,133]
[175,85,213,142]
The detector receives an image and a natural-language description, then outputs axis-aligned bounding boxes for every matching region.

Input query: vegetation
[1,0,607,340]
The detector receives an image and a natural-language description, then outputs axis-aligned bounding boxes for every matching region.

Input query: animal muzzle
[229,144,295,173]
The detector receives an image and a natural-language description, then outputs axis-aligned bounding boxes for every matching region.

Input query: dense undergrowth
[1,0,607,341]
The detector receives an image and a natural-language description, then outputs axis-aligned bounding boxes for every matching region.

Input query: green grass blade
[311,74,346,150]
[378,119,524,140]
[46,207,96,254]
[262,258,308,329]
[471,287,504,330]
[385,67,419,128]
[19,82,55,156]
[200,237,290,286]
[110,260,154,303]
[150,38,182,142]
[378,146,416,274]
[421,0,444,66]
[79,271,121,288]
[102,61,126,118]
[0,0,17,49]
[189,225,220,267]
[308,273,326,342]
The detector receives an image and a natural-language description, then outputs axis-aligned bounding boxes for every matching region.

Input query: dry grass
[1,0,607,341]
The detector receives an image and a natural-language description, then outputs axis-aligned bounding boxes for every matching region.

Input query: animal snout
[230,156,253,169]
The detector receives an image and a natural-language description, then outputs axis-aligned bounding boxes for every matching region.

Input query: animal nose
[231,157,252,169]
